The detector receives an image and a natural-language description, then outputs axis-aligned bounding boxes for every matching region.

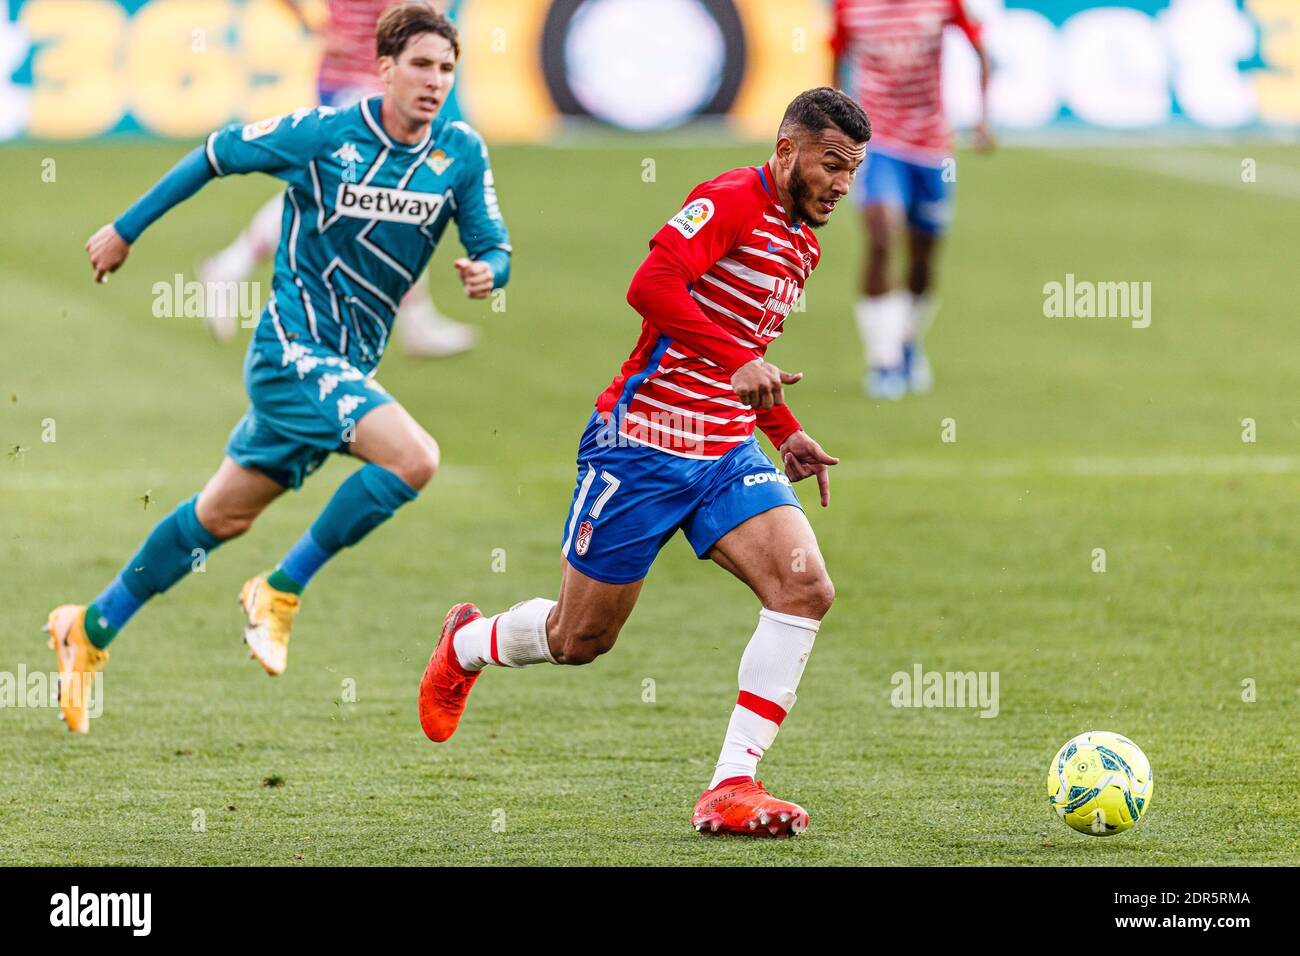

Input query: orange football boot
[418,603,484,742]
[43,604,109,734]
[691,777,809,838]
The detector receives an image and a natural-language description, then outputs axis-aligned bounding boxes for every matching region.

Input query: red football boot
[418,603,484,742]
[691,777,809,838]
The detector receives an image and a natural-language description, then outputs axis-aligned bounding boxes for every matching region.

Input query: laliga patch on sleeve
[241,116,282,141]
[667,197,715,239]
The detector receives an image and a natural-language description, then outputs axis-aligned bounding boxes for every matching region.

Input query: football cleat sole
[691,806,809,839]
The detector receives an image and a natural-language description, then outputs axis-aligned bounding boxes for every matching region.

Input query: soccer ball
[1046,730,1153,836]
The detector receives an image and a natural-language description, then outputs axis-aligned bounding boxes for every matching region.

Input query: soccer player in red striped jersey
[418,88,872,838]
[832,0,992,398]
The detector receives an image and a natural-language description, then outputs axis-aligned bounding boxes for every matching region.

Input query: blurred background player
[198,0,477,357]
[832,0,992,399]
[418,89,869,838]
[49,4,509,733]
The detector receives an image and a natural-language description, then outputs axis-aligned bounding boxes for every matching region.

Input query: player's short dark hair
[376,1,460,60]
[778,87,871,144]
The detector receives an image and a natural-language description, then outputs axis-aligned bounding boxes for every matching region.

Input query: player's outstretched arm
[88,109,330,285]
[779,430,840,508]
[88,145,216,283]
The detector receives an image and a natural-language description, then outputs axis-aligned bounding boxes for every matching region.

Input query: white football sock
[453,599,557,672]
[854,291,909,370]
[709,608,820,790]
[906,293,938,344]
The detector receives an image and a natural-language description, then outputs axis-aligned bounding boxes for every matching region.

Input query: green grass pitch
[1,139,1297,865]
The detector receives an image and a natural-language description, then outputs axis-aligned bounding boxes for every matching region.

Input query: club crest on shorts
[575,520,594,556]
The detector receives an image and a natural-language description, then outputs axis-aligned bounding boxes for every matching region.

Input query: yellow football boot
[239,572,300,676]
[43,605,109,734]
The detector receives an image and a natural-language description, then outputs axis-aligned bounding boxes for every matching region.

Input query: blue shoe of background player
[866,366,907,401]
[903,341,933,395]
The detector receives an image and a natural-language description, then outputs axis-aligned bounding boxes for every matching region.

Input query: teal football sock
[273,464,418,591]
[86,494,223,647]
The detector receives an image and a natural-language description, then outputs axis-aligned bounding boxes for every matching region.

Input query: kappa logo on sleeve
[241,115,282,141]
[667,198,715,239]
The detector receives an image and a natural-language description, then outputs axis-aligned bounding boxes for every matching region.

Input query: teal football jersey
[206,96,510,372]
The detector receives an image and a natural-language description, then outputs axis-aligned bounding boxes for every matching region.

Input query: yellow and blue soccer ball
[1047,731,1153,836]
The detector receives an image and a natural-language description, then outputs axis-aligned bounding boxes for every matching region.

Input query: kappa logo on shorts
[742,472,791,487]
[575,520,594,556]
[336,394,367,422]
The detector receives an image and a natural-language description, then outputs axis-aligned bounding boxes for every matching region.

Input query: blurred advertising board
[2,0,1297,141]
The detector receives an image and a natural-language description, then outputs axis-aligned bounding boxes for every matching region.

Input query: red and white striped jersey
[317,0,390,96]
[831,0,982,164]
[596,163,820,460]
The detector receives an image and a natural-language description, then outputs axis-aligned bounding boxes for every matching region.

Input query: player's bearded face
[786,134,863,228]
[382,33,457,130]
[787,160,823,228]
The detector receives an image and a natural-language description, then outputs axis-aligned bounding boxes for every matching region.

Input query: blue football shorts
[560,410,803,585]
[225,340,393,490]
[854,147,953,236]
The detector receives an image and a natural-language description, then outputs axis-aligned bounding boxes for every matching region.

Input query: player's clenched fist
[731,358,802,409]
[86,224,130,284]
[453,257,494,299]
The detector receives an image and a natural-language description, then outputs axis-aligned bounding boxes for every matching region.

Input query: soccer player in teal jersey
[46,2,509,733]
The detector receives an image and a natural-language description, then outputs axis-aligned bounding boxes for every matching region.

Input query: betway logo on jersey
[335,182,442,225]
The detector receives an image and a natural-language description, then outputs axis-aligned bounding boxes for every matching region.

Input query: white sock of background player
[854,290,909,371]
